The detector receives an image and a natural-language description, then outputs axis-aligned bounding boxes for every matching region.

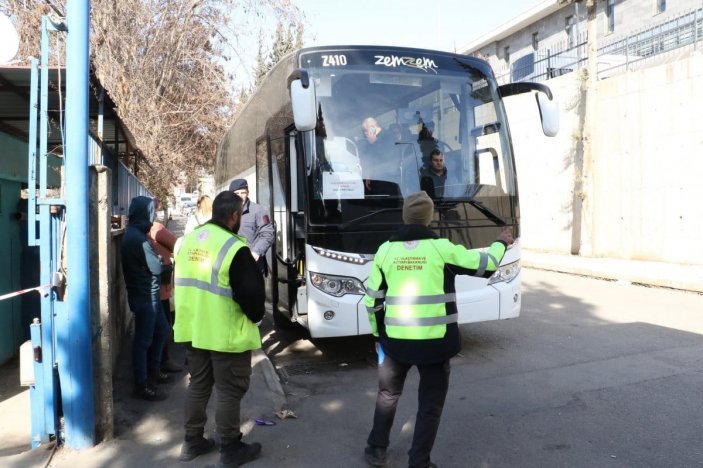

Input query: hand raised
[496,226,514,246]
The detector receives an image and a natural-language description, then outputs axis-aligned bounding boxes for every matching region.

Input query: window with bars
[657,0,666,14]
[607,0,616,33]
[565,15,575,48]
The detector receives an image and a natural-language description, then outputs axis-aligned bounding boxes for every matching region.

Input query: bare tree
[2,0,304,198]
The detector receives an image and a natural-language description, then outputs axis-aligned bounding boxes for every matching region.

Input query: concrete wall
[588,51,703,263]
[506,71,584,254]
[89,166,130,442]
[508,49,703,266]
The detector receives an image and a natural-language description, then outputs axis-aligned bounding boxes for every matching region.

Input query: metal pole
[39,16,59,445]
[27,59,38,247]
[64,0,95,448]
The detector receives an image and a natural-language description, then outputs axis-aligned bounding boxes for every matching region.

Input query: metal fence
[497,7,703,84]
[598,7,703,77]
[114,161,152,216]
[508,32,588,83]
[89,134,152,216]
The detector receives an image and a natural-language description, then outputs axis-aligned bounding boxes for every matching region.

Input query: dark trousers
[131,298,169,383]
[184,345,252,439]
[367,353,450,468]
[160,299,174,364]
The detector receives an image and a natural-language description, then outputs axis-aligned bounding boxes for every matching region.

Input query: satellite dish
[0,13,20,64]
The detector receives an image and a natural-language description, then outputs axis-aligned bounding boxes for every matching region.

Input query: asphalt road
[256,268,703,468]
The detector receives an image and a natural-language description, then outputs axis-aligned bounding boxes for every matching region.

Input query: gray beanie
[402,191,434,226]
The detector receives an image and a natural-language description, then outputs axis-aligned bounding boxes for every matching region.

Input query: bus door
[266,131,302,324]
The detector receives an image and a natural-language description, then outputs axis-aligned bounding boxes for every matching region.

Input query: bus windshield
[301,48,517,229]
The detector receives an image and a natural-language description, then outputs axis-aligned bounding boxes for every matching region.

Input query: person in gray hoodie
[121,196,171,401]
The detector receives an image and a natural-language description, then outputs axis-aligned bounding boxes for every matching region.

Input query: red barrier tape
[0,284,51,302]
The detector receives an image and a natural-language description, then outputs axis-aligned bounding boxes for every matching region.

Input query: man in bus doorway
[363,191,513,468]
[229,179,274,276]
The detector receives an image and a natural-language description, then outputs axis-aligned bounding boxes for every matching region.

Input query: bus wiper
[338,207,403,230]
[466,200,506,226]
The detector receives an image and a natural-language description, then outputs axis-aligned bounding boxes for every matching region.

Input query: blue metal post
[63,0,95,448]
[27,59,38,247]
[38,17,59,446]
[29,319,45,448]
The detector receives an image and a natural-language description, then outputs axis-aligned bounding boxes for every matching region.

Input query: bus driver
[360,117,399,194]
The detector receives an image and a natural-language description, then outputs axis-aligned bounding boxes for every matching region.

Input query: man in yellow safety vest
[174,191,265,467]
[363,191,514,468]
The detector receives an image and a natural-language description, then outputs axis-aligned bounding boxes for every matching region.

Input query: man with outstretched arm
[363,191,514,468]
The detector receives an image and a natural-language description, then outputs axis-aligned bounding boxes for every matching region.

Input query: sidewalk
[0,318,288,468]
[522,250,703,294]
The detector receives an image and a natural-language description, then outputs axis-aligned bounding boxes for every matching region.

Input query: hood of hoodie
[128,196,155,233]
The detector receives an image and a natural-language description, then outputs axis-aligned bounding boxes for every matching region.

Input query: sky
[293,0,545,53]
[231,0,545,88]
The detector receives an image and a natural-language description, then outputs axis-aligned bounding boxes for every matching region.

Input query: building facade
[461,0,702,83]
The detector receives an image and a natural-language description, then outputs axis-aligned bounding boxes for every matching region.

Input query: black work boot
[131,381,167,401]
[364,445,387,466]
[148,368,173,385]
[161,360,184,373]
[178,434,216,461]
[219,437,262,467]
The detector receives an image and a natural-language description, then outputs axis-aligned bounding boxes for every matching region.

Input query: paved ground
[0,316,286,468]
[0,216,703,468]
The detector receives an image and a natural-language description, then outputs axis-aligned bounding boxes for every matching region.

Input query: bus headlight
[309,272,366,297]
[487,260,520,285]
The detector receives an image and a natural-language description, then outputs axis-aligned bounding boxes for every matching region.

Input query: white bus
[215,46,558,338]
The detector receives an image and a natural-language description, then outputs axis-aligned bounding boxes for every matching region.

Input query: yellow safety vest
[173,223,261,353]
[365,238,506,340]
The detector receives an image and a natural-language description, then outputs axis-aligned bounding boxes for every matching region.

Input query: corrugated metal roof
[0,65,140,157]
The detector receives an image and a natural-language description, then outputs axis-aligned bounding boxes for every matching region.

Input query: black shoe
[131,382,167,401]
[219,439,262,467]
[179,435,216,461]
[409,463,437,468]
[161,360,184,373]
[149,369,173,384]
[365,445,387,466]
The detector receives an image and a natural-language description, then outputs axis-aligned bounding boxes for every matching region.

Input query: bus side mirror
[498,82,559,137]
[288,69,317,131]
[536,92,559,137]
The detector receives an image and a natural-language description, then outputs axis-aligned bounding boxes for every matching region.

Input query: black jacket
[207,219,266,324]
[121,196,161,303]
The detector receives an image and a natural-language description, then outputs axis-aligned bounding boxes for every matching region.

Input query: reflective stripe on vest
[385,292,456,305]
[365,287,386,299]
[174,236,238,297]
[385,314,459,327]
[475,252,500,277]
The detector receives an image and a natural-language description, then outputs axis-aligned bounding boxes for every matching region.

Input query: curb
[522,250,703,294]
[252,349,287,412]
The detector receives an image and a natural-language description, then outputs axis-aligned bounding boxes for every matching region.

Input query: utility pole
[63,0,95,449]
